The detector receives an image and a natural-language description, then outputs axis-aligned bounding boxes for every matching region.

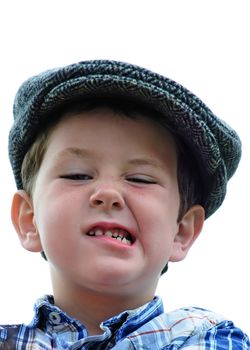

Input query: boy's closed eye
[59,174,157,184]
[59,174,93,181]
[126,176,157,184]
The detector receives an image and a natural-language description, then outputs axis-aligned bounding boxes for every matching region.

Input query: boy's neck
[51,280,155,336]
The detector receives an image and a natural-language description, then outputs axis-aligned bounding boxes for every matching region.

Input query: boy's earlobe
[170,205,205,262]
[11,190,42,252]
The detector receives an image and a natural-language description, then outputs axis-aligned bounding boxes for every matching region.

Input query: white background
[0,0,249,335]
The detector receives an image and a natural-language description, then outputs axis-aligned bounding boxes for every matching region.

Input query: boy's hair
[21,98,203,274]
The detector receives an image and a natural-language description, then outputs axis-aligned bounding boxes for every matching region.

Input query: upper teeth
[87,228,132,245]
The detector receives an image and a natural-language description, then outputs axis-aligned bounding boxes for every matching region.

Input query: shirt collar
[29,294,164,341]
[102,296,164,341]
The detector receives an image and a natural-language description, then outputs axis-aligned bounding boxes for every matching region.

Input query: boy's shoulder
[128,306,249,348]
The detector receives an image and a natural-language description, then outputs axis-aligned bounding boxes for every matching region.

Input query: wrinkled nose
[89,186,125,211]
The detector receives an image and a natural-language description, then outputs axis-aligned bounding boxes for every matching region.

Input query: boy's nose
[89,186,125,211]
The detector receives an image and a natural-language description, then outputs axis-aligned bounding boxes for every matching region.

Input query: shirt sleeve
[183,320,250,349]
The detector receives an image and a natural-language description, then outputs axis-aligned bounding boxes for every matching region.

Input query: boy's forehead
[9,59,241,218]
[54,107,177,154]
[37,111,178,187]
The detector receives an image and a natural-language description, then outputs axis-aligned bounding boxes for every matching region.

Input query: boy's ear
[169,205,205,262]
[11,190,42,253]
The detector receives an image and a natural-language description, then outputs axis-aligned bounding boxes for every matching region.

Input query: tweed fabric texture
[9,60,241,218]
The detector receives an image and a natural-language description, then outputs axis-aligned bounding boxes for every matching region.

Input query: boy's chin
[80,264,159,297]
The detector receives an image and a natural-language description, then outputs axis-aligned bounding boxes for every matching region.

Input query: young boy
[1,60,249,349]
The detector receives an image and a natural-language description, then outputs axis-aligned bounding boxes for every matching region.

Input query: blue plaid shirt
[1,295,249,349]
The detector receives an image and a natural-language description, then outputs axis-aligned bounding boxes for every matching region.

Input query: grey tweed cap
[9,59,241,218]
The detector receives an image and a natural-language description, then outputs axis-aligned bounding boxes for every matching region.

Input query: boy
[1,59,249,349]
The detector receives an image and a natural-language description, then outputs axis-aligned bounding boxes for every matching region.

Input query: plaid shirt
[1,295,249,349]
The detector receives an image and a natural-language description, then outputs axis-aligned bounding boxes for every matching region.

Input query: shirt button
[49,311,61,324]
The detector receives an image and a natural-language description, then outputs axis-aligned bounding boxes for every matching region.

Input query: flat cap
[9,59,241,218]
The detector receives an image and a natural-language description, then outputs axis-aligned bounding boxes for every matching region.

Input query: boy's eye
[127,176,156,184]
[59,174,93,181]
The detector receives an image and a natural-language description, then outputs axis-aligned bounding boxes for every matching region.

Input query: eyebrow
[54,148,168,171]
[54,147,94,161]
[127,158,166,170]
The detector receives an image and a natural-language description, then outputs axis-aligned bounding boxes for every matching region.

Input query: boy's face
[14,108,203,304]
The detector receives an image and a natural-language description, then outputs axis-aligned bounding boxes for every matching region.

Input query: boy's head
[8,60,241,298]
[21,98,203,222]
[9,60,241,219]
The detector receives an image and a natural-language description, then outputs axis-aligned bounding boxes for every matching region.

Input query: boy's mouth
[86,227,134,246]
